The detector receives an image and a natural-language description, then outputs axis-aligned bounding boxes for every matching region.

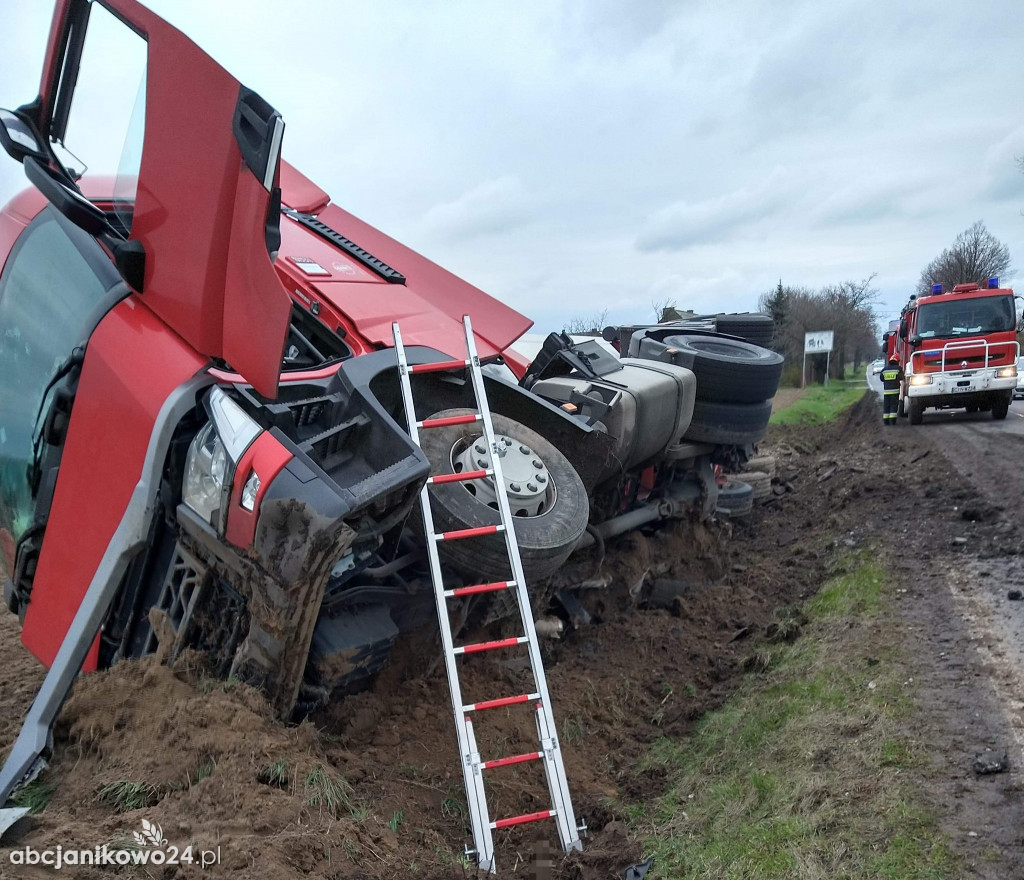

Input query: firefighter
[880,355,902,425]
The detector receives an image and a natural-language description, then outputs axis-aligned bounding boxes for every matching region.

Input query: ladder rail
[461,315,582,853]
[392,324,495,870]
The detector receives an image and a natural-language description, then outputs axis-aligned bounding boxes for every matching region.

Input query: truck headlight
[183,388,262,530]
[909,374,932,386]
[998,365,1017,378]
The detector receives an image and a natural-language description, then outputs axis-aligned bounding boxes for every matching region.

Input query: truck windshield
[916,295,1015,339]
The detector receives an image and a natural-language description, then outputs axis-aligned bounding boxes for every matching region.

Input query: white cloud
[422,176,532,242]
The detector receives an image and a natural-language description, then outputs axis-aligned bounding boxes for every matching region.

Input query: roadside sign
[803,330,835,388]
[804,331,834,353]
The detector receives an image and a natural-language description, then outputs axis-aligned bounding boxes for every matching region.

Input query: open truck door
[0,0,290,398]
[0,0,294,834]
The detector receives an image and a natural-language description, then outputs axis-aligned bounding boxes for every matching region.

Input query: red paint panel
[280,160,329,214]
[224,431,292,550]
[35,0,290,396]
[222,169,292,398]
[313,201,532,357]
[21,298,208,669]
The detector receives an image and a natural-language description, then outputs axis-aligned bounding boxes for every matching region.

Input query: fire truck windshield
[916,294,1015,339]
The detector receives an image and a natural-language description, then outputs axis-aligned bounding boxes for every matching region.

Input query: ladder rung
[435,524,503,542]
[418,413,481,429]
[463,692,540,713]
[445,580,514,598]
[492,809,556,830]
[428,468,492,486]
[453,636,528,656]
[481,751,543,771]
[410,359,470,374]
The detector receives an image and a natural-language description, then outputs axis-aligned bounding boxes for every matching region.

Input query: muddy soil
[0,395,1022,878]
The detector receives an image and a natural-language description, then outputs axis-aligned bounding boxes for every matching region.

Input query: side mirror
[899,320,908,340]
[0,109,47,164]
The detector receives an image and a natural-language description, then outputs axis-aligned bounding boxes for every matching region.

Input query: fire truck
[895,279,1019,424]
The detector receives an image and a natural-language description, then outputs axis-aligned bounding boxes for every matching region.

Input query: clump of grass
[258,759,291,789]
[561,715,585,746]
[441,797,466,819]
[388,809,404,832]
[303,765,355,818]
[11,779,56,815]
[96,781,160,813]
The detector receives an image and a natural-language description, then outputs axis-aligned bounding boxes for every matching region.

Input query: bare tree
[562,308,609,335]
[916,221,1011,296]
[650,297,678,323]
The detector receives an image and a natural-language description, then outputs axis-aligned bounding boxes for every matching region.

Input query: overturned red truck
[0,0,783,818]
[886,280,1019,424]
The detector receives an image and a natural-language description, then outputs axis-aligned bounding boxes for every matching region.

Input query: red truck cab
[897,280,1019,424]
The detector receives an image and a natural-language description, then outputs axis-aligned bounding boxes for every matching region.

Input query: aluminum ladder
[393,315,583,873]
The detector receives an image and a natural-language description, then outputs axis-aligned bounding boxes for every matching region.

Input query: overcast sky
[2,0,1023,334]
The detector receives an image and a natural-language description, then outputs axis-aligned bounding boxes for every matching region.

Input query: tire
[717,478,753,516]
[661,334,784,403]
[739,470,771,501]
[714,314,775,348]
[418,409,589,582]
[743,454,777,478]
[683,399,774,445]
[909,398,923,425]
[992,396,1010,420]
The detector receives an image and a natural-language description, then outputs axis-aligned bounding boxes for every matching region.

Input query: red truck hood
[279,163,533,360]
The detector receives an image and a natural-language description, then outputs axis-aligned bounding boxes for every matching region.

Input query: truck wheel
[683,398,773,445]
[713,314,775,348]
[992,396,1010,420]
[418,409,589,582]
[661,334,783,403]
[909,398,923,425]
[717,478,753,516]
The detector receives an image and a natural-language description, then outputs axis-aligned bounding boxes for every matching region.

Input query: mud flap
[0,375,210,836]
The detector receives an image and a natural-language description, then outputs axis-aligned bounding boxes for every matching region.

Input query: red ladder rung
[428,469,491,486]
[445,580,513,598]
[492,809,556,830]
[418,413,481,429]
[463,692,540,713]
[435,524,502,542]
[481,751,543,771]
[409,359,469,374]
[453,636,527,656]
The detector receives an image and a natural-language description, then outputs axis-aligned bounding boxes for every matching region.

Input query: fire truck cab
[897,279,1019,424]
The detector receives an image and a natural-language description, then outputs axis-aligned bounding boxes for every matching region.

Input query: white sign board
[804,331,834,353]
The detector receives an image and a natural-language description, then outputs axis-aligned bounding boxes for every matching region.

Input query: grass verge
[771,379,866,426]
[628,552,958,879]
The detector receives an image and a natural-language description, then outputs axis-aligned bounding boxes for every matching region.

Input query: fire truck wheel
[417,409,589,583]
[909,398,923,425]
[661,334,784,403]
[992,396,1010,420]
[682,398,773,445]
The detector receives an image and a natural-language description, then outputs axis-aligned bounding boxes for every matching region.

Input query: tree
[757,280,791,352]
[562,308,609,335]
[650,297,678,323]
[916,221,1011,296]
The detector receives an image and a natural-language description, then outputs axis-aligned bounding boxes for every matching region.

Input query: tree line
[758,277,879,381]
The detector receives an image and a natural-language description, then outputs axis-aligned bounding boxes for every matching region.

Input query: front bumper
[905,370,1016,400]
